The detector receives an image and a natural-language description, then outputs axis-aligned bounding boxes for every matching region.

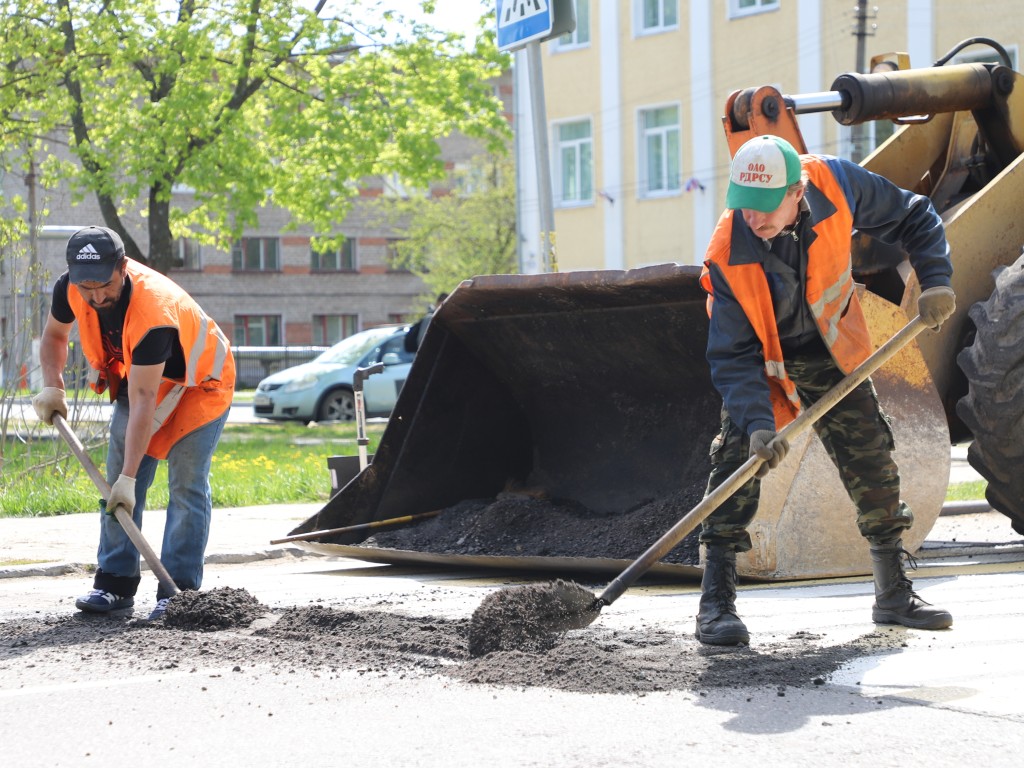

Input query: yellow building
[513,0,1023,272]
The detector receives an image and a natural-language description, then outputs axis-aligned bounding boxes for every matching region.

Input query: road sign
[495,0,552,52]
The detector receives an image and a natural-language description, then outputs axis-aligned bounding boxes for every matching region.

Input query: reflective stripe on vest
[700,155,873,428]
[152,384,186,433]
[187,312,231,387]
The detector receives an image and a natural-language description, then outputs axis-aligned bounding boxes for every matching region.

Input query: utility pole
[850,5,878,163]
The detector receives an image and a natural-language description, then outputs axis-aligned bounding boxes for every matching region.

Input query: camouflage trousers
[701,352,913,552]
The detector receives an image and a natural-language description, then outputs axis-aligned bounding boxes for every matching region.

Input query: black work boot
[695,545,750,645]
[870,538,952,630]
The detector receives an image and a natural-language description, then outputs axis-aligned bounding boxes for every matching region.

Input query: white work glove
[749,429,790,479]
[106,474,137,518]
[31,387,68,426]
[918,286,956,330]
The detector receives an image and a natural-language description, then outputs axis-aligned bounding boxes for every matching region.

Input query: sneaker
[76,589,134,614]
[147,597,172,621]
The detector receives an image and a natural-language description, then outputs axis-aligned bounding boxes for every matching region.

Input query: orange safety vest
[700,155,872,429]
[67,259,235,459]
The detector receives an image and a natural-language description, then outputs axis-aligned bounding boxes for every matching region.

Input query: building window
[312,314,358,345]
[639,105,681,197]
[729,0,778,19]
[382,173,426,198]
[385,239,410,271]
[311,238,356,271]
[234,315,282,346]
[173,237,201,271]
[637,0,678,33]
[231,237,280,272]
[554,119,594,206]
[554,0,590,49]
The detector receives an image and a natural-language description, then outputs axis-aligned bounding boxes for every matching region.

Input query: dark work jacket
[700,155,952,436]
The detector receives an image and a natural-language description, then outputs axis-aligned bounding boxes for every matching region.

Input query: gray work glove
[918,285,956,330]
[749,429,790,479]
[31,387,68,426]
[106,474,137,518]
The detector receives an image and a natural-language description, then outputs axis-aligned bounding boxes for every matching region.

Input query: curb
[0,547,310,581]
[940,499,993,516]
[0,562,92,580]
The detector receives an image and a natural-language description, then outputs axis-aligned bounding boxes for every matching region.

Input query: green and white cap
[725,135,802,213]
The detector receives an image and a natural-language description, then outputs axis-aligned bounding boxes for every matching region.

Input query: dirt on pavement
[1,586,908,695]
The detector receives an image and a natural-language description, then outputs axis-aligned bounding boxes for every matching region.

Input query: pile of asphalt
[368,488,705,564]
[163,587,269,631]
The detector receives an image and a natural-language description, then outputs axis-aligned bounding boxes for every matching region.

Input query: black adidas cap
[66,226,125,285]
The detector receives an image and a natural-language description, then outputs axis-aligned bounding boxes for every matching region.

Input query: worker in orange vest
[697,136,956,645]
[33,226,235,621]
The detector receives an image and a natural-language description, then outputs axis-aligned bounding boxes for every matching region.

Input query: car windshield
[315,328,400,365]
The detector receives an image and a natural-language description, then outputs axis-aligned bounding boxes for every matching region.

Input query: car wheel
[318,388,356,422]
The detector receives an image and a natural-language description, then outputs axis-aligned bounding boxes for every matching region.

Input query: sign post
[525,41,556,273]
[496,0,575,273]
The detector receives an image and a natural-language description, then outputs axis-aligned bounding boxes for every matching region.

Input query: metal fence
[5,343,325,391]
[233,346,328,389]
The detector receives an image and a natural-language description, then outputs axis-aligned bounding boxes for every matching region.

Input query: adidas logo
[76,244,102,261]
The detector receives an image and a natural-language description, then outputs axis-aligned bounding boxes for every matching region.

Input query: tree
[0,0,509,272]
[384,151,518,302]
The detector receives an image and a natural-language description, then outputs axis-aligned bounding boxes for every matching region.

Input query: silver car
[252,325,413,423]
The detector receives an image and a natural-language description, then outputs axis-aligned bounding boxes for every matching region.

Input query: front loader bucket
[287,264,949,581]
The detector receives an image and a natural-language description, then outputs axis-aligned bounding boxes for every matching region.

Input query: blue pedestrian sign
[496,0,553,52]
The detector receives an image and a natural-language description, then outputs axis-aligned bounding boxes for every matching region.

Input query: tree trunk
[147,189,175,275]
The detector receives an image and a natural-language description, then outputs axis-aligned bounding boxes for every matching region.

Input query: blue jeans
[93,397,229,600]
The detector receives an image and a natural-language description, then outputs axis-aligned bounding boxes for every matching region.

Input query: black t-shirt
[51,272,185,379]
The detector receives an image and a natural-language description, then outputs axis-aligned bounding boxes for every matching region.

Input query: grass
[945,480,987,502]
[0,413,987,518]
[0,420,385,518]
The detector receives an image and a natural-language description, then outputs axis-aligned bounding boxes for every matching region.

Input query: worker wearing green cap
[696,135,957,645]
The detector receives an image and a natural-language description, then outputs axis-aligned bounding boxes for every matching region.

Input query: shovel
[52,414,180,599]
[467,315,930,656]
[269,509,442,545]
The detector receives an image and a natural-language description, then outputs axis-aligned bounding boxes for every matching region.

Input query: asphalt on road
[0,509,1022,768]
[2,404,1022,766]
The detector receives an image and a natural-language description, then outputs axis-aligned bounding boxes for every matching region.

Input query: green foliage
[0,0,510,272]
[383,152,518,300]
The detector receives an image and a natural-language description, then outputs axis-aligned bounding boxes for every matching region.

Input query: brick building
[0,71,512,386]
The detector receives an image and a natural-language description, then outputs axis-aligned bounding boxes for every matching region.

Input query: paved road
[2,401,1014,766]
[1,549,1022,768]
[1,502,1023,767]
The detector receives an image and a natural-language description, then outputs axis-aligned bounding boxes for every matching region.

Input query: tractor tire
[955,251,1024,536]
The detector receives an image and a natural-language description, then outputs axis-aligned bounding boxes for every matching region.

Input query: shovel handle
[269,509,442,545]
[595,315,930,608]
[52,414,180,597]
